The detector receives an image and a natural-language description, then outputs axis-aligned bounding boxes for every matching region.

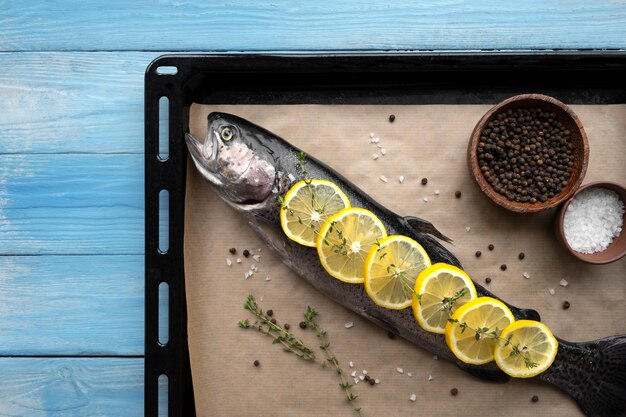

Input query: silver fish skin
[186,112,626,417]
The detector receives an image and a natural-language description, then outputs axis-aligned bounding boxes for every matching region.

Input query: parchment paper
[184,104,626,417]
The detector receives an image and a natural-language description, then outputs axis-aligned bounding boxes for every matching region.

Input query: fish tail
[546,335,626,417]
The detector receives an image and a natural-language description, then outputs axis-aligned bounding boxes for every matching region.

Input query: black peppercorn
[254,360,260,367]
[387,331,395,339]
[455,190,462,198]
[389,114,396,122]
[532,395,539,403]
[299,321,307,329]
[475,250,482,258]
[500,264,507,271]
[284,323,290,330]
[485,277,492,284]
[369,378,376,385]
[563,301,570,310]
[364,375,371,381]
[451,388,459,396]
[518,252,525,260]
[229,247,236,254]
[270,318,277,325]
[266,309,273,317]
[421,178,428,185]
[488,244,494,251]
[243,249,250,257]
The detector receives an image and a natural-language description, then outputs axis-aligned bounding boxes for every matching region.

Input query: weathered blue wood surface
[0,1,625,416]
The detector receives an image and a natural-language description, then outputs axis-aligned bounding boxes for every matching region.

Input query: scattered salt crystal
[252,254,261,262]
[257,248,262,252]
[288,173,296,182]
[259,296,264,301]
[362,370,368,375]
[226,258,232,266]
[359,375,365,381]
[381,148,387,155]
[370,137,377,143]
[344,321,354,329]
[560,278,569,287]
[369,132,375,138]
[465,226,471,232]
[423,197,429,203]
[236,258,242,264]
[251,265,258,272]
[397,367,404,374]
[398,175,405,184]
[522,272,531,279]
[351,371,357,377]
[265,276,271,281]
[372,154,379,160]
[244,272,250,280]
[374,378,380,384]
[354,377,359,384]
[434,190,440,195]
[407,372,413,377]
[563,187,624,254]
[349,361,354,368]
[428,374,433,381]
[379,175,388,183]
[549,288,556,296]
[410,394,417,402]
[377,144,383,149]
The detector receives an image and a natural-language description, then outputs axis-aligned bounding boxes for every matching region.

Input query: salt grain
[236,258,242,264]
[423,197,429,203]
[369,132,375,138]
[560,278,569,287]
[359,375,365,381]
[375,378,380,384]
[354,377,359,384]
[379,175,388,183]
[265,276,271,281]
[252,254,261,262]
[407,372,412,377]
[397,367,404,374]
[351,371,357,377]
[226,258,232,267]
[563,187,624,254]
[410,394,417,402]
[434,190,440,195]
[362,370,368,375]
[522,272,531,279]
[344,321,354,329]
[549,288,556,296]
[349,361,354,368]
[465,226,471,232]
[372,154,379,160]
[381,148,387,155]
[428,374,433,381]
[288,173,296,182]
[398,175,405,184]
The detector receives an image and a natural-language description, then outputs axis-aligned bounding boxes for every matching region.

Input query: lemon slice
[317,207,387,284]
[494,320,558,378]
[412,263,477,334]
[280,179,351,247]
[445,297,515,365]
[363,235,431,309]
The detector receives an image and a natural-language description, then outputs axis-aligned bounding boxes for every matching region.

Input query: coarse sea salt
[563,187,624,254]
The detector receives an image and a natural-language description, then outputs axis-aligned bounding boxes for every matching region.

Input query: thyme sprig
[242,295,317,362]
[447,318,539,369]
[304,307,362,417]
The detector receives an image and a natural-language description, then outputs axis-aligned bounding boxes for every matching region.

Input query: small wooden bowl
[554,182,626,264]
[468,94,589,213]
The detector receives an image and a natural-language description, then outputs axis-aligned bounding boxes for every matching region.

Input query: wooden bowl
[468,94,589,213]
[554,181,626,264]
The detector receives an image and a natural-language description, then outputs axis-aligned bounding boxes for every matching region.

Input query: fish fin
[456,362,510,383]
[549,336,626,417]
[401,216,453,244]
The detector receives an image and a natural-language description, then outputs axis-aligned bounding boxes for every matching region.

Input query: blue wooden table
[1,2,625,415]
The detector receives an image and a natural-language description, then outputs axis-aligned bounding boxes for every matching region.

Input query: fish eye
[220,126,234,141]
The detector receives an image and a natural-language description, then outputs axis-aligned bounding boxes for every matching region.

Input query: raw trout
[186,112,626,417]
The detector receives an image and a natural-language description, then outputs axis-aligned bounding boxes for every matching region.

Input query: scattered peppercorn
[266,309,273,317]
[270,318,277,325]
[389,114,396,122]
[451,388,459,396]
[243,249,250,257]
[284,323,290,330]
[299,321,307,329]
[475,250,482,258]
[455,190,462,198]
[229,247,236,254]
[488,244,494,251]
[364,375,371,381]
[253,360,260,367]
[368,378,376,386]
[518,252,525,260]
[500,264,507,271]
[421,178,428,185]
[387,331,395,339]
[477,107,575,204]
[485,277,492,284]
[563,301,571,310]
[532,395,539,403]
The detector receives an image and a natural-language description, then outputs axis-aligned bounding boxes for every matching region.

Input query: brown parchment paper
[184,105,626,417]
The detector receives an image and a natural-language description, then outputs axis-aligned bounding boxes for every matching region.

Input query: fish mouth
[185,130,222,185]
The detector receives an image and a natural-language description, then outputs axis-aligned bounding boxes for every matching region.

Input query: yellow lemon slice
[317,207,387,284]
[364,235,431,309]
[445,297,515,365]
[412,263,477,334]
[494,320,558,378]
[280,179,351,247]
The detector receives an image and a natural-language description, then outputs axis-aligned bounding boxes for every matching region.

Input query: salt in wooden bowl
[468,94,589,213]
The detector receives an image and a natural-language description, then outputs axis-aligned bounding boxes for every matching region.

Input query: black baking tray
[144,52,626,417]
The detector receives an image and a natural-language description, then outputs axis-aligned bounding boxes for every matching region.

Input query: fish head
[185,112,283,210]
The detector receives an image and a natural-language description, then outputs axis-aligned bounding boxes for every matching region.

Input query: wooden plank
[0,154,144,255]
[0,52,157,154]
[0,357,144,416]
[0,255,144,355]
[1,1,625,52]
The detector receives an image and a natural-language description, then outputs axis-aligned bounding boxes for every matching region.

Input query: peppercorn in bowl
[468,94,589,213]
